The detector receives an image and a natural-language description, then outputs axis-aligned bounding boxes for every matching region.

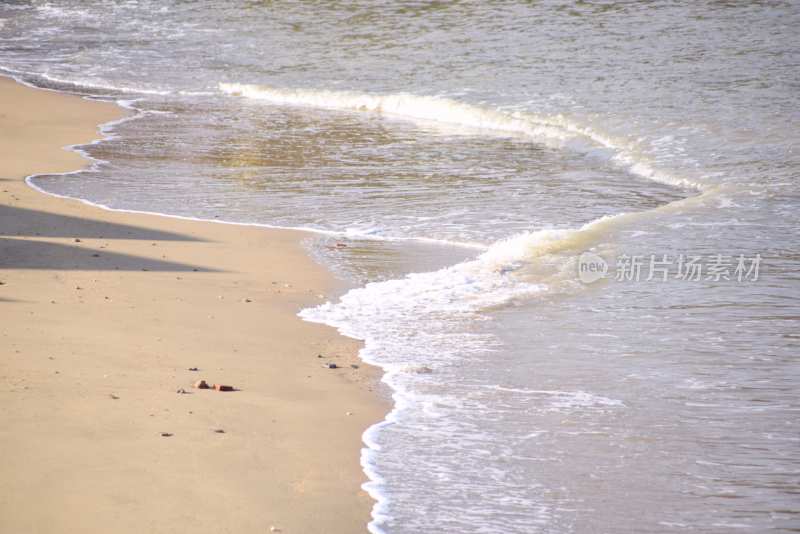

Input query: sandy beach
[0,77,385,533]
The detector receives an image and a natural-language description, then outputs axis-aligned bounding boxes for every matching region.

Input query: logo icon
[577,252,608,284]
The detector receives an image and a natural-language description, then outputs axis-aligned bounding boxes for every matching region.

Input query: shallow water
[2,1,799,532]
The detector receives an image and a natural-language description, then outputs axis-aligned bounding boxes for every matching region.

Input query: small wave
[0,66,171,97]
[220,83,707,192]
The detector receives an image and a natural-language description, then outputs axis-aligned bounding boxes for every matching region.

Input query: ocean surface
[2,1,799,532]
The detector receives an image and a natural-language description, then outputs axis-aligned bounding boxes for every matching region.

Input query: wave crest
[220,82,706,192]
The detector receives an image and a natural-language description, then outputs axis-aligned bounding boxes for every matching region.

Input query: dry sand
[0,76,386,533]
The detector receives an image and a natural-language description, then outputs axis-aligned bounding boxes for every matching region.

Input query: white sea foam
[299,215,638,532]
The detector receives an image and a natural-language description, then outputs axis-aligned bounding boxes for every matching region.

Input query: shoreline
[0,76,387,533]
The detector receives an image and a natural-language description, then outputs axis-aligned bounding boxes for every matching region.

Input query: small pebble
[176,388,188,394]
[325,362,338,369]
[187,367,199,371]
[109,394,119,400]
[160,432,173,437]
[213,429,225,434]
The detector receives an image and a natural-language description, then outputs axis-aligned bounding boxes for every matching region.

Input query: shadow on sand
[0,238,214,272]
[0,205,203,241]
[0,203,218,272]
[0,237,214,272]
